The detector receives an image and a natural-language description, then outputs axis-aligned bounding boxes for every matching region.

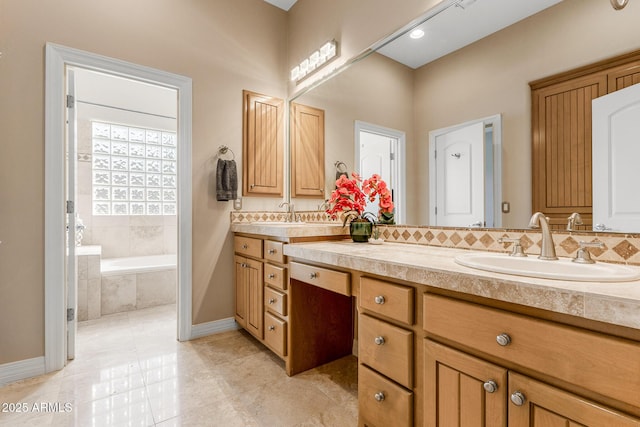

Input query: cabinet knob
[268,273,275,279]
[241,263,247,268]
[309,272,318,279]
[483,380,498,393]
[510,391,526,406]
[496,333,512,346]
[242,244,248,249]
[374,392,385,402]
[268,325,275,331]
[374,336,385,345]
[268,249,276,254]
[374,295,385,305]
[268,298,276,305]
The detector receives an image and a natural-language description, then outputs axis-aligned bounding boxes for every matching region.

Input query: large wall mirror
[288,0,640,232]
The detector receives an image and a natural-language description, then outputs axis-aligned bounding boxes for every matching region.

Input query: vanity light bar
[290,40,338,82]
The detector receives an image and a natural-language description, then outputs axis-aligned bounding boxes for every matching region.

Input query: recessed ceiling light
[410,29,425,39]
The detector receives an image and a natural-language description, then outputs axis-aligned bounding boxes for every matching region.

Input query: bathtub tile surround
[76,246,102,321]
[230,211,640,266]
[136,270,177,309]
[101,274,137,315]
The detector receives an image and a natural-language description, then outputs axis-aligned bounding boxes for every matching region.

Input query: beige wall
[0,0,287,365]
[414,0,640,227]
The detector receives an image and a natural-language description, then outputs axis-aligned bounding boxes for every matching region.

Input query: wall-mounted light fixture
[610,0,629,10]
[290,40,338,83]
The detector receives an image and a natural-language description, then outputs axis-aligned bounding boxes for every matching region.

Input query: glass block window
[92,122,177,216]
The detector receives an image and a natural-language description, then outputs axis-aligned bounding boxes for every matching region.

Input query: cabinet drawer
[264,240,285,264]
[358,364,413,427]
[264,312,287,357]
[424,294,640,408]
[234,236,262,258]
[264,263,287,290]
[265,286,287,316]
[360,277,414,325]
[359,314,413,388]
[290,261,350,296]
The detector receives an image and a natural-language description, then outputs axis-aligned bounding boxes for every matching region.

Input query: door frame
[354,121,406,224]
[44,43,193,373]
[428,114,502,227]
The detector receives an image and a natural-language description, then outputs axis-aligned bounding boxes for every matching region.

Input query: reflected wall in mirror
[289,0,640,231]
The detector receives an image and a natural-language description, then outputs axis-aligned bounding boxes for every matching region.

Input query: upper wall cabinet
[242,90,284,197]
[290,103,325,198]
[530,51,640,230]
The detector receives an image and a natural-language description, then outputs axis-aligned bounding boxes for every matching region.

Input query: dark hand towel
[216,159,238,201]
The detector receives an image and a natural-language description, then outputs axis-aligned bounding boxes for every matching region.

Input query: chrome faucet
[567,212,583,231]
[278,201,296,222]
[528,212,558,260]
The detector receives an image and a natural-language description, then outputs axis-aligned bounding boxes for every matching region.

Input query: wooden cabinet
[234,255,263,339]
[423,293,640,427]
[358,277,414,427]
[290,102,325,198]
[425,340,507,427]
[530,50,640,229]
[508,372,640,427]
[242,90,284,196]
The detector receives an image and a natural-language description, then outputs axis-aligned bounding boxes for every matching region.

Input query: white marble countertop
[230,222,348,239]
[283,241,640,330]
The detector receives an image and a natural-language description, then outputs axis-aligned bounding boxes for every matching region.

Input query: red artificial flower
[326,172,394,223]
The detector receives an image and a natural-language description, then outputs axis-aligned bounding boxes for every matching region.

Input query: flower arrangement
[326,173,394,226]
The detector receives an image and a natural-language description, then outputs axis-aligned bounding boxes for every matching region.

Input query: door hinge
[390,152,395,160]
[66,95,74,108]
[434,150,437,159]
[435,206,438,215]
[67,308,75,321]
[66,200,74,214]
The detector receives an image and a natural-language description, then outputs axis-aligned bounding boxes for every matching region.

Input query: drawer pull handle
[309,272,318,279]
[374,295,385,305]
[268,249,276,254]
[374,336,385,345]
[242,244,248,249]
[510,391,526,406]
[374,392,385,402]
[268,298,276,304]
[496,333,512,346]
[268,325,275,331]
[483,380,498,393]
[268,273,276,279]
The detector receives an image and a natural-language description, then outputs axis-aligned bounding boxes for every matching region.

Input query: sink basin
[454,253,640,282]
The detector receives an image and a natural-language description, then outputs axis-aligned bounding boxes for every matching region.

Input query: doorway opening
[45,43,193,373]
[355,121,406,224]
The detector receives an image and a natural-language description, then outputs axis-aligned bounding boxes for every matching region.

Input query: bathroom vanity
[232,223,640,426]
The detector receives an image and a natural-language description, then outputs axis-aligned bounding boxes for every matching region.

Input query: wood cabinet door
[242,90,284,196]
[290,102,325,198]
[424,340,507,427]
[607,59,640,92]
[234,255,263,339]
[508,372,640,427]
[531,73,607,230]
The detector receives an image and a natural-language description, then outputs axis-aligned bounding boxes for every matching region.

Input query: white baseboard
[0,357,46,386]
[190,317,239,339]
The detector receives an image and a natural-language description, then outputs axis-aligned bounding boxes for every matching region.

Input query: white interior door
[359,131,394,216]
[65,68,77,360]
[432,122,485,227]
[593,83,640,232]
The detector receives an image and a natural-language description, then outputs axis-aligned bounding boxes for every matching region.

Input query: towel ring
[334,161,348,173]
[217,145,235,160]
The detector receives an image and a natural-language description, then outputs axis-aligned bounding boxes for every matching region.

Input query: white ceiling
[264,0,297,11]
[377,0,562,69]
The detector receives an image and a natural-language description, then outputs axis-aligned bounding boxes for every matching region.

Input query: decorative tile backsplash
[231,211,640,266]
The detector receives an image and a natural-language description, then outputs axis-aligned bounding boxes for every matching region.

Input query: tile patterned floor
[0,305,358,426]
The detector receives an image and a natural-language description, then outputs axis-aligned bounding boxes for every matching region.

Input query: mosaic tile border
[230,211,640,266]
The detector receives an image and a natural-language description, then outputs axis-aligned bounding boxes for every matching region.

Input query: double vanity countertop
[231,221,640,330]
[282,240,640,331]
